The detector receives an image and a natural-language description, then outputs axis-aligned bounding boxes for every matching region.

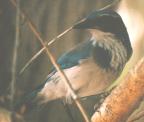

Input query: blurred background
[0,0,144,122]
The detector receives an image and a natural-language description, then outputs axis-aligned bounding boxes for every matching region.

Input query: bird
[18,9,132,107]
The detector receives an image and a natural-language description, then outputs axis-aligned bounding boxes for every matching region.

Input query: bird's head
[74,10,122,30]
[74,10,132,62]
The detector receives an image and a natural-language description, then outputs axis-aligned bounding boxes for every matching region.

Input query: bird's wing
[42,40,93,82]
[56,40,93,70]
[44,40,93,82]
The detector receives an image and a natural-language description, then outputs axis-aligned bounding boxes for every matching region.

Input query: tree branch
[91,57,144,122]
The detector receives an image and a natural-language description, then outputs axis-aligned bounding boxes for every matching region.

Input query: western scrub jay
[19,10,132,106]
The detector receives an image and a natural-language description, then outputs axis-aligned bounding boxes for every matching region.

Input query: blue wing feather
[44,40,93,83]
[57,40,93,69]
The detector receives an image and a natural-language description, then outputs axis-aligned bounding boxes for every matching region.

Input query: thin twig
[99,0,120,11]
[19,22,81,74]
[10,0,20,119]
[19,18,86,74]
[19,0,120,74]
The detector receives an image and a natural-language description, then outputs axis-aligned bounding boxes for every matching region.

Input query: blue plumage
[57,40,93,70]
